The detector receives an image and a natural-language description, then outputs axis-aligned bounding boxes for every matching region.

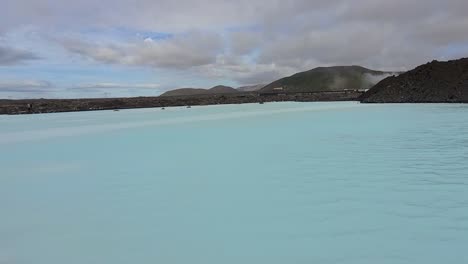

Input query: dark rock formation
[361,58,468,103]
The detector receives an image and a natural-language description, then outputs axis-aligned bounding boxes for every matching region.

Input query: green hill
[260,66,392,93]
[160,85,239,97]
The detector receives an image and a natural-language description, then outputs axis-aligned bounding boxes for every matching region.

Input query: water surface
[1,102,468,264]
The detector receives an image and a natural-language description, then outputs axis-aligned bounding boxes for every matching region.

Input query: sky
[1,0,468,98]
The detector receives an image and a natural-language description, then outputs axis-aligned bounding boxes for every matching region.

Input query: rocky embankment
[361,58,468,103]
[0,91,363,115]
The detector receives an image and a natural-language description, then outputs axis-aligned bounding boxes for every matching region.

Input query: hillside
[208,85,239,94]
[260,66,392,93]
[237,84,266,92]
[159,88,207,97]
[361,58,468,103]
[160,85,239,97]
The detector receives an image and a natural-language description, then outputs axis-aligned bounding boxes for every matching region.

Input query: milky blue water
[1,102,468,264]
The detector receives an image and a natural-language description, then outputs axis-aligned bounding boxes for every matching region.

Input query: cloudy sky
[1,0,468,98]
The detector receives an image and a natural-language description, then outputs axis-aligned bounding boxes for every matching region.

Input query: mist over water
[1,102,468,264]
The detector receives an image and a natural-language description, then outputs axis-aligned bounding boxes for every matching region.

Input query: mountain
[237,84,266,92]
[260,66,393,93]
[208,85,239,94]
[160,85,239,97]
[159,88,206,97]
[361,58,468,103]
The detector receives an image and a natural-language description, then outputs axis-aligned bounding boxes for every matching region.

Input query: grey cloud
[0,46,39,65]
[256,15,466,72]
[0,80,52,92]
[1,0,275,32]
[340,0,442,23]
[234,70,285,85]
[196,57,297,85]
[229,32,261,55]
[60,32,223,69]
[413,16,468,46]
[259,23,396,66]
[2,0,468,85]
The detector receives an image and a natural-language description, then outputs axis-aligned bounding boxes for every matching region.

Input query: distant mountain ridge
[160,85,239,97]
[260,66,395,93]
[160,65,397,97]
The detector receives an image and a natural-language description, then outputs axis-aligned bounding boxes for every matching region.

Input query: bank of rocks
[361,58,468,103]
[0,91,363,115]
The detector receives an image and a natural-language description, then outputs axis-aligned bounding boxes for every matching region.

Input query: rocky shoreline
[0,91,363,115]
[360,58,468,103]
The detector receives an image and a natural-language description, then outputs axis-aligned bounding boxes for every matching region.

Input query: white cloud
[2,0,468,89]
[196,56,298,85]
[59,31,223,69]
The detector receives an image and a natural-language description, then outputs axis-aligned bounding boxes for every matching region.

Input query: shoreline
[0,91,363,115]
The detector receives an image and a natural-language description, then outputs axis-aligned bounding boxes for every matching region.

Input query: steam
[329,72,400,91]
[330,76,347,90]
[362,73,399,89]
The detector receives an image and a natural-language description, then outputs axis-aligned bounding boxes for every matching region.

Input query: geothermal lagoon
[1,102,468,264]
